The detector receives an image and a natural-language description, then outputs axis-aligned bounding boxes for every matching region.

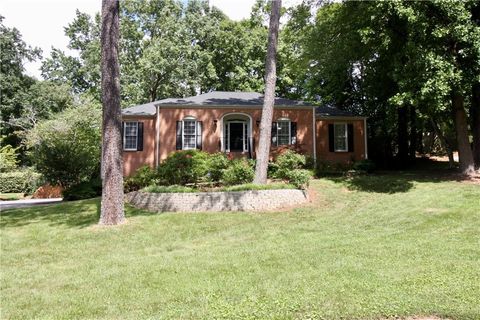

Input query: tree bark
[409,105,417,162]
[254,0,281,184]
[471,82,480,168]
[431,119,455,168]
[100,0,125,225]
[452,91,475,175]
[397,105,408,167]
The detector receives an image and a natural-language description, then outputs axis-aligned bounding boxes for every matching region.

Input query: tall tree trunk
[397,105,408,168]
[254,0,281,184]
[471,82,480,168]
[409,105,417,162]
[100,0,125,225]
[452,91,475,175]
[431,119,455,168]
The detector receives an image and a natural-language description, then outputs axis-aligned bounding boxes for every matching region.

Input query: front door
[229,123,244,151]
[225,121,247,152]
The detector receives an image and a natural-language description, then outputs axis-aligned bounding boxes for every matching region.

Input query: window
[334,123,348,152]
[182,119,196,150]
[124,122,138,150]
[277,119,291,146]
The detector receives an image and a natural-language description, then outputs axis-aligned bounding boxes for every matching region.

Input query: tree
[100,0,124,225]
[254,0,281,184]
[0,15,41,148]
[26,100,101,187]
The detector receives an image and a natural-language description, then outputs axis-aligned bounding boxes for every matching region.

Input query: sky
[1,0,301,79]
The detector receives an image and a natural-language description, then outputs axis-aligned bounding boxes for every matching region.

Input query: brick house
[121,91,367,176]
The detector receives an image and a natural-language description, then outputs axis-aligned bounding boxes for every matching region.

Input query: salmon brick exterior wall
[316,119,366,163]
[122,117,156,176]
[122,107,367,176]
[158,107,315,160]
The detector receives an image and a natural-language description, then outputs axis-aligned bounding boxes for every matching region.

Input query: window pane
[334,124,347,151]
[277,120,290,145]
[183,120,196,149]
[124,122,137,150]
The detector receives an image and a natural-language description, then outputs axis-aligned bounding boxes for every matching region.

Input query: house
[121,91,367,176]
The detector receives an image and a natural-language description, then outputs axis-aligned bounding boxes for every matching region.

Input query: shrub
[62,178,102,201]
[284,169,312,189]
[25,100,101,187]
[221,159,255,186]
[207,152,229,182]
[142,185,195,193]
[124,165,158,192]
[315,160,353,176]
[219,182,295,192]
[275,150,306,179]
[0,168,43,194]
[159,150,210,185]
[353,159,376,173]
[0,143,19,172]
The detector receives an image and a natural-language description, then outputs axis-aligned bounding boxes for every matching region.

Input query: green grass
[1,170,479,319]
[143,184,196,193]
[0,193,24,201]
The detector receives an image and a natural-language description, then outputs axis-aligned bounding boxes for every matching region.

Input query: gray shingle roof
[315,106,358,117]
[122,91,314,115]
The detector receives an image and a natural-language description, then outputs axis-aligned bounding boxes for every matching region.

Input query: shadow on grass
[322,159,470,194]
[0,198,156,229]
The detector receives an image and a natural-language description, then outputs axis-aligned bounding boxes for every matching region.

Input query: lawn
[1,170,479,319]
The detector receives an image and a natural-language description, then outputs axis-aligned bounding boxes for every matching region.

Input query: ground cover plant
[1,168,479,319]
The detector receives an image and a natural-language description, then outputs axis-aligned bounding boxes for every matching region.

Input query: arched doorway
[220,113,253,154]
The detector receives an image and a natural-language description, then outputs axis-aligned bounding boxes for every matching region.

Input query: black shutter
[176,121,182,150]
[121,122,125,148]
[290,122,297,144]
[271,122,277,146]
[348,123,354,152]
[196,121,203,150]
[137,122,144,151]
[328,124,334,152]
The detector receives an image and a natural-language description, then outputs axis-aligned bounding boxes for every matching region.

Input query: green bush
[63,178,102,201]
[142,185,195,193]
[0,168,43,194]
[207,152,229,182]
[219,182,295,192]
[159,150,210,185]
[284,169,312,189]
[221,159,255,186]
[275,150,307,179]
[316,160,353,176]
[353,159,376,173]
[124,165,158,192]
[26,100,101,187]
[0,143,19,172]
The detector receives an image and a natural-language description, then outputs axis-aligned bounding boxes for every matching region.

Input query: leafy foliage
[0,168,42,194]
[158,150,210,185]
[0,142,19,172]
[25,100,101,187]
[62,178,102,201]
[221,159,255,186]
[124,165,158,192]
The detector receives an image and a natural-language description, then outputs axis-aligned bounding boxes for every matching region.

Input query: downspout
[312,106,317,166]
[155,105,160,167]
[363,117,368,159]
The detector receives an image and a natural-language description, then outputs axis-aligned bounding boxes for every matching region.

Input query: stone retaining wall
[125,189,308,212]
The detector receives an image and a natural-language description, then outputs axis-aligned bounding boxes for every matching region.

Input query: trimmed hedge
[0,169,43,194]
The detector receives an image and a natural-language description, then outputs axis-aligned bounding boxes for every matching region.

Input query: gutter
[312,106,317,167]
[155,105,160,167]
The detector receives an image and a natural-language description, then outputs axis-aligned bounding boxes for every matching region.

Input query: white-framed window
[182,118,197,150]
[276,118,291,146]
[124,122,138,151]
[334,123,348,152]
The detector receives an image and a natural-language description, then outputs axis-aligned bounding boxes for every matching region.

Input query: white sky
[1,0,302,79]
